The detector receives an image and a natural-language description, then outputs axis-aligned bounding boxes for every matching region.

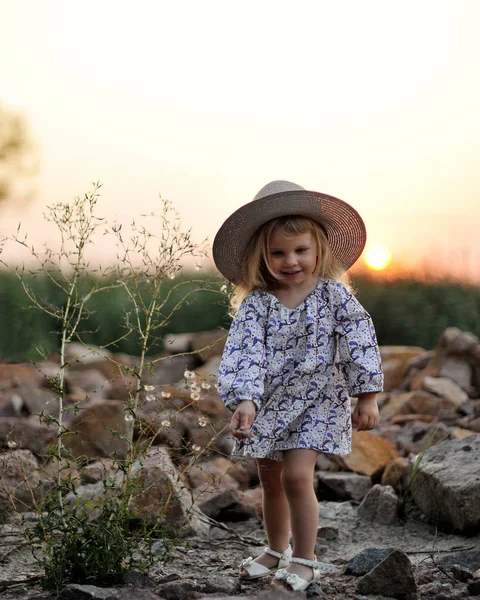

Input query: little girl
[213,180,383,592]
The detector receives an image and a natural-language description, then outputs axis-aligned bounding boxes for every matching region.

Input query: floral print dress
[218,278,383,460]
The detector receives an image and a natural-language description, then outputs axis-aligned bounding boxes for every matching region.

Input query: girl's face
[268,229,318,288]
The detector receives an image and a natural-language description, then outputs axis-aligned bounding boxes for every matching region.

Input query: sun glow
[364,244,392,271]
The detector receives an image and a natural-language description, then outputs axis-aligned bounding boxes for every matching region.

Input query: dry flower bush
[0,183,228,591]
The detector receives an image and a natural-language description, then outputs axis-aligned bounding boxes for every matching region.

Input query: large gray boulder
[411,435,480,533]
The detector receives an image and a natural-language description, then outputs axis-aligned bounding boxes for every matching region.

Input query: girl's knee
[282,467,314,494]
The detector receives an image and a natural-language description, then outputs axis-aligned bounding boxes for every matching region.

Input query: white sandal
[239,545,292,580]
[274,555,321,591]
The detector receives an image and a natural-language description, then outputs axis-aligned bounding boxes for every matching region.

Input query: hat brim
[212,190,366,283]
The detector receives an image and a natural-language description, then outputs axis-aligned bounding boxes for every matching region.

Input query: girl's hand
[231,400,256,438]
[353,393,379,431]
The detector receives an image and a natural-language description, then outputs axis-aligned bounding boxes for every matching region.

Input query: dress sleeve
[333,283,384,397]
[217,293,267,411]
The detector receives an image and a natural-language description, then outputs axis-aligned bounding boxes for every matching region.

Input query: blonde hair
[230,216,351,312]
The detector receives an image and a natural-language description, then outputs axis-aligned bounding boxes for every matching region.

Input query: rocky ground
[1,500,480,600]
[1,326,480,599]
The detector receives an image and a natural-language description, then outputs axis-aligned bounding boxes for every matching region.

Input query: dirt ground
[1,501,479,599]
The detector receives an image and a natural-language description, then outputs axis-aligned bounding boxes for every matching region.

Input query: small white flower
[161,419,171,427]
[145,394,156,402]
[124,413,134,422]
[220,284,228,293]
[169,273,175,280]
[197,418,207,428]
[190,382,200,392]
[161,390,171,399]
[190,391,200,401]
[184,369,195,380]
[191,444,201,452]
[144,385,155,392]
[195,265,201,271]
[7,440,17,449]
[201,381,211,390]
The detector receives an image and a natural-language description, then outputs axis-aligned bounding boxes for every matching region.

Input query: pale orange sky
[1,1,480,280]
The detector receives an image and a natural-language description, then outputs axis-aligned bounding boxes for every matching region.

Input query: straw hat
[212,180,367,283]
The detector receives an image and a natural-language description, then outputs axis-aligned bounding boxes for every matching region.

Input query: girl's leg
[280,448,319,581]
[240,457,291,576]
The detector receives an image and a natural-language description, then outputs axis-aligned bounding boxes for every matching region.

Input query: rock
[58,584,116,599]
[467,579,480,595]
[106,589,166,600]
[381,457,410,494]
[195,486,241,519]
[81,459,116,484]
[317,525,339,540]
[129,447,210,538]
[196,391,227,417]
[356,549,417,599]
[188,456,241,489]
[316,471,372,502]
[411,421,452,454]
[422,376,469,407]
[391,413,436,425]
[436,547,480,572]
[381,390,460,421]
[162,333,193,354]
[65,342,112,364]
[163,330,225,363]
[379,346,426,392]
[65,448,210,538]
[337,431,398,477]
[0,363,39,386]
[450,427,477,440]
[65,368,111,402]
[440,357,474,393]
[467,417,480,433]
[188,459,243,519]
[63,401,132,460]
[16,384,60,416]
[315,452,336,471]
[411,436,480,533]
[107,372,140,401]
[254,590,302,600]
[357,484,399,524]
[345,547,395,576]
[156,574,238,599]
[451,564,474,582]
[0,449,45,513]
[136,406,197,450]
[0,391,23,417]
[236,485,263,520]
[148,355,199,387]
[190,330,227,363]
[0,416,55,456]
[200,590,299,600]
[411,328,478,393]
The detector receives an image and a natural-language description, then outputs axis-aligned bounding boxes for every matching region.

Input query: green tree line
[0,270,479,361]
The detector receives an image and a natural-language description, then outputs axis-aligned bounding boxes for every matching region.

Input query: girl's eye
[271,251,283,256]
[297,248,307,253]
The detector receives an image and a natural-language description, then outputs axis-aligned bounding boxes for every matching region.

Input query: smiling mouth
[282,270,302,276]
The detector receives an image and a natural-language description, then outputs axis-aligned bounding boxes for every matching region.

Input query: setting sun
[364,244,392,271]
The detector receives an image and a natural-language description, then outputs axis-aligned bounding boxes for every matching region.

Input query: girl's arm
[352,392,379,431]
[333,283,383,431]
[230,400,256,438]
[217,293,267,413]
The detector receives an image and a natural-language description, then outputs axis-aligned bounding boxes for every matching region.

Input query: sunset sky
[1,1,480,280]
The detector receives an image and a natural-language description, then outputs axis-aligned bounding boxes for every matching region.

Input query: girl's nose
[284,254,297,266]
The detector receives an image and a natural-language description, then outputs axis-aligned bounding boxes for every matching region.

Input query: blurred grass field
[0,270,478,361]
